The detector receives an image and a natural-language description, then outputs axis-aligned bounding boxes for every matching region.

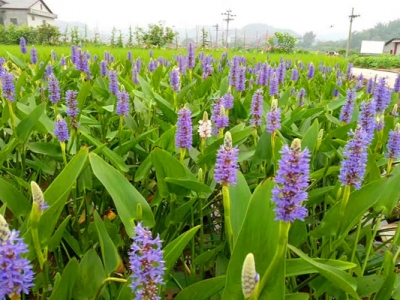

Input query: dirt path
[352,67,399,88]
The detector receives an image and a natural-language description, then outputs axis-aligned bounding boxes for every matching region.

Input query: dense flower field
[1,39,400,300]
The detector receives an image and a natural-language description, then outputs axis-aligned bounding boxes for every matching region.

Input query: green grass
[0,45,346,66]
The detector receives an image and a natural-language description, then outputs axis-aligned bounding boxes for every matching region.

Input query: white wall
[30,1,51,13]
[384,43,396,54]
[27,14,55,26]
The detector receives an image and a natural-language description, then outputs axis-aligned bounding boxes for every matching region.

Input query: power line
[221,9,235,49]
[346,8,360,58]
[213,24,219,47]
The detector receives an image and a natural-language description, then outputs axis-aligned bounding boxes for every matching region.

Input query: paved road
[352,67,399,88]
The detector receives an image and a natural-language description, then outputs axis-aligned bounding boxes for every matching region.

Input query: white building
[0,0,57,27]
[383,38,400,56]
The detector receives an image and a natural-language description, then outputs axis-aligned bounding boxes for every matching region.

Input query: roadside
[352,67,399,88]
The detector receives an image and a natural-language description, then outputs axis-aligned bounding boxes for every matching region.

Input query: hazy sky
[45,0,400,39]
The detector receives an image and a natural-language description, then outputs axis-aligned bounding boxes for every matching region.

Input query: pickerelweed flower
[116,90,130,116]
[132,66,139,85]
[375,115,385,131]
[148,60,158,72]
[0,214,34,299]
[187,43,195,69]
[256,63,269,86]
[394,74,400,93]
[339,126,368,190]
[386,124,400,159]
[75,50,90,76]
[374,77,391,113]
[346,63,353,80]
[272,139,310,222]
[127,51,132,62]
[0,57,5,77]
[30,46,38,64]
[269,74,279,96]
[241,253,259,299]
[45,64,53,78]
[48,74,60,104]
[307,63,315,79]
[340,89,356,124]
[71,45,78,64]
[170,67,180,92]
[60,56,66,67]
[129,222,165,300]
[358,100,377,144]
[298,88,306,107]
[366,78,374,95]
[100,60,108,77]
[175,108,192,149]
[291,68,299,82]
[51,50,57,61]
[236,66,246,92]
[222,92,234,110]
[229,57,239,87]
[198,111,212,139]
[66,90,80,128]
[250,89,264,127]
[177,54,187,75]
[20,37,27,54]
[108,70,119,95]
[266,99,281,133]
[54,116,69,142]
[276,61,286,84]
[31,181,49,211]
[211,99,229,135]
[1,72,15,102]
[215,132,239,186]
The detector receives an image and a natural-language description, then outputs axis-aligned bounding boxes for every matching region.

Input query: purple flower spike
[54,116,69,142]
[211,98,229,135]
[394,74,400,93]
[222,92,234,110]
[48,74,60,104]
[66,90,80,128]
[0,215,34,299]
[340,89,356,124]
[116,91,130,116]
[366,78,374,95]
[374,78,391,113]
[387,124,400,159]
[269,74,279,96]
[291,68,299,82]
[339,126,369,190]
[250,89,264,127]
[108,70,119,95]
[170,68,180,92]
[100,60,108,77]
[130,222,165,300]
[272,139,310,222]
[298,88,306,107]
[215,132,239,186]
[187,43,195,69]
[1,72,15,102]
[266,99,281,133]
[235,66,246,92]
[307,63,315,80]
[175,108,193,149]
[20,37,27,54]
[358,100,377,144]
[30,46,38,64]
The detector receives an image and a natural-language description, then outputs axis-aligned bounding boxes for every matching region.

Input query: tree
[110,27,116,47]
[201,27,209,48]
[300,31,316,48]
[36,24,60,45]
[274,32,297,52]
[117,30,124,48]
[138,21,177,47]
[127,25,134,48]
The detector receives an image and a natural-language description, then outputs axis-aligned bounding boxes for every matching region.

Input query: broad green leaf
[0,177,31,217]
[229,171,251,244]
[48,215,71,252]
[286,293,310,300]
[16,102,46,143]
[49,258,80,300]
[222,179,284,300]
[164,177,212,193]
[94,211,120,276]
[7,51,27,69]
[89,153,155,232]
[163,225,200,279]
[301,119,319,153]
[44,147,89,205]
[288,245,358,298]
[286,258,357,276]
[175,276,226,300]
[74,249,107,299]
[375,252,396,300]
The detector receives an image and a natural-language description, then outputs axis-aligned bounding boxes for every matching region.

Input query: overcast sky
[45,0,400,39]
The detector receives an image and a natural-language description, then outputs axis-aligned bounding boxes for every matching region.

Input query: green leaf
[44,147,89,205]
[16,102,46,143]
[74,249,107,299]
[137,74,155,102]
[26,142,62,158]
[49,258,80,300]
[286,258,357,276]
[288,245,358,298]
[163,226,200,279]
[0,177,31,217]
[301,119,319,153]
[7,51,27,69]
[89,153,155,232]
[222,179,284,300]
[285,293,310,300]
[48,215,71,252]
[175,276,226,300]
[164,177,212,193]
[375,252,396,300]
[94,211,120,276]
[229,171,251,244]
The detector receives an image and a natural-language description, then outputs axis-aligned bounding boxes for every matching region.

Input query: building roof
[385,38,400,45]
[0,0,53,13]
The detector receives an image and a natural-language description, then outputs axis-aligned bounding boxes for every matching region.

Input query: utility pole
[213,24,219,48]
[234,29,237,49]
[222,9,235,48]
[346,7,360,58]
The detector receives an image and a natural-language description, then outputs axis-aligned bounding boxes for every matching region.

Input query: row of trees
[0,24,60,45]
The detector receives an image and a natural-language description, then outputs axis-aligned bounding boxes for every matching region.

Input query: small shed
[384,38,400,55]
